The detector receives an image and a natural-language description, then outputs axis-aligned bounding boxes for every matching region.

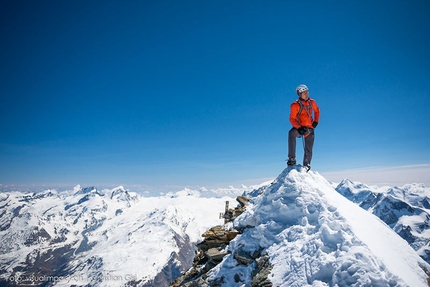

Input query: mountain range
[0,185,235,286]
[0,167,429,286]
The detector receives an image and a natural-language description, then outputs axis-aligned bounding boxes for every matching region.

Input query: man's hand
[312,122,318,128]
[297,126,307,135]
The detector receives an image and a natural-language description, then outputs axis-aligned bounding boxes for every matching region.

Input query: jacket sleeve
[289,102,301,129]
[312,100,320,123]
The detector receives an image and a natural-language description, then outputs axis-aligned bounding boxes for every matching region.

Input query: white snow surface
[1,169,430,286]
[335,178,430,263]
[207,167,429,287]
[0,186,235,286]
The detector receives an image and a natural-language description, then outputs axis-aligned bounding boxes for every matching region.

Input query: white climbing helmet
[296,84,308,95]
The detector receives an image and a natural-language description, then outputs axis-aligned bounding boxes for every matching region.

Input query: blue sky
[1,0,429,191]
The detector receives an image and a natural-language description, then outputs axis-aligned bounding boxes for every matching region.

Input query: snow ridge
[206,167,429,287]
[335,179,430,264]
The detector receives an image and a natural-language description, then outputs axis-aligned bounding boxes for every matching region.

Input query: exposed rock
[171,196,274,286]
[171,224,239,286]
[196,225,240,252]
[24,227,51,246]
[234,246,263,266]
[223,196,249,223]
[206,248,229,263]
[236,196,249,207]
[251,254,273,287]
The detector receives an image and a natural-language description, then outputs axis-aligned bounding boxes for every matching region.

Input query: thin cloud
[320,164,430,187]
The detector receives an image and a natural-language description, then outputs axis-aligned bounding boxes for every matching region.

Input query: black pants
[288,127,315,166]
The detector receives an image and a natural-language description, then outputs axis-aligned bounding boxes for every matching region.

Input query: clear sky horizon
[1,0,429,192]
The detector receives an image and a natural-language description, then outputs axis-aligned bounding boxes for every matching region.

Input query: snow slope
[335,179,430,264]
[206,167,429,286]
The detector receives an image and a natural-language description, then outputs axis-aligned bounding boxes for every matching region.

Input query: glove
[297,126,306,135]
[312,122,318,128]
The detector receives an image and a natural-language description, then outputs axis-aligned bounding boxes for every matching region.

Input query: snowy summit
[190,167,429,286]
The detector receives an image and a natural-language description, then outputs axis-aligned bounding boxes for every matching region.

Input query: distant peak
[110,186,128,199]
[74,186,97,196]
[340,178,353,184]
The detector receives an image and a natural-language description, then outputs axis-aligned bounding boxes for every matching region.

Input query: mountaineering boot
[287,157,296,166]
[304,164,311,172]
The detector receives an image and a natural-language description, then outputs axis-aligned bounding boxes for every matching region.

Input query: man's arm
[289,102,301,129]
[312,100,320,123]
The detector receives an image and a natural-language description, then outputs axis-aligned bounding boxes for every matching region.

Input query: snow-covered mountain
[173,167,430,286]
[1,168,430,286]
[335,179,430,265]
[0,185,236,286]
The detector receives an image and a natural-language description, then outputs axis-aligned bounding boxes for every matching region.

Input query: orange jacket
[289,98,320,129]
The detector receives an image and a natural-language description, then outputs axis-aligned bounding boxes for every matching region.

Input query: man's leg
[288,128,300,158]
[303,130,315,166]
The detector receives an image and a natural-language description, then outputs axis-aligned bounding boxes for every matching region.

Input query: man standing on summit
[287,84,320,171]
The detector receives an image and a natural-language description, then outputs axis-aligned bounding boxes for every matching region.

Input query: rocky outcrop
[222,196,248,223]
[170,225,240,286]
[171,196,274,287]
